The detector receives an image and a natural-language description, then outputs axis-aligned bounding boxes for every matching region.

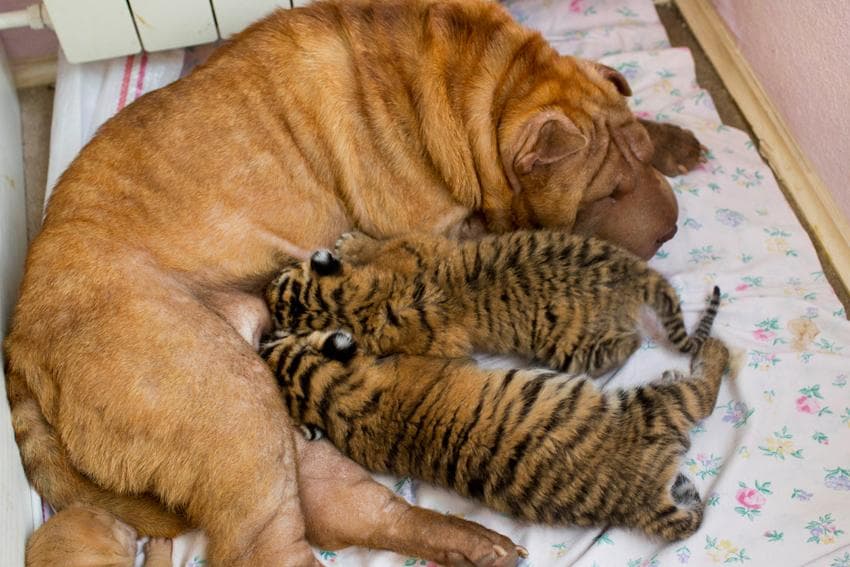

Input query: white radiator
[42,0,297,64]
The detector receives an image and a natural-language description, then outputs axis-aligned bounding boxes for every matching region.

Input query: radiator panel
[43,0,141,63]
[128,0,219,52]
[43,0,297,63]
[212,0,291,38]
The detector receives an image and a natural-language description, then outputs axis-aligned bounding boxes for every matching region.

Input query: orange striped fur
[261,330,729,541]
[267,230,721,376]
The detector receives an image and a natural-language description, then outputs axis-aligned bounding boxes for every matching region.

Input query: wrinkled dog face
[500,59,678,260]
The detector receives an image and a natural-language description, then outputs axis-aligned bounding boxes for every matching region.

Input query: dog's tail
[645,274,721,354]
[8,377,189,537]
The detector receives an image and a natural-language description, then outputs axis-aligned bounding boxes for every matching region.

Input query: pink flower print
[569,0,583,13]
[634,110,653,119]
[735,481,771,520]
[753,328,775,342]
[736,488,766,510]
[736,283,749,291]
[796,395,822,414]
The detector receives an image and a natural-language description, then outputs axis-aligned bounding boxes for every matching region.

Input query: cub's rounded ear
[321,330,358,362]
[593,63,632,97]
[310,249,342,275]
[299,424,324,441]
[513,112,588,177]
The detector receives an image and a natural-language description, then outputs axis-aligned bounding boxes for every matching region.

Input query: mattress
[42,0,850,565]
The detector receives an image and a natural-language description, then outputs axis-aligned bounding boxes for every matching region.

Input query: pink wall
[711,0,850,224]
[0,0,58,63]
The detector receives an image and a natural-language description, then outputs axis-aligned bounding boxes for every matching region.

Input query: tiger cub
[267,230,721,376]
[260,330,730,540]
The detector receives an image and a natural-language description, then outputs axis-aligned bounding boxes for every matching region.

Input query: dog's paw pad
[310,249,342,275]
[321,330,357,362]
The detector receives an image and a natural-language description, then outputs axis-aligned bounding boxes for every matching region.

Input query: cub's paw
[310,249,342,276]
[671,473,701,508]
[643,120,708,176]
[660,369,688,384]
[258,331,297,359]
[319,330,359,363]
[300,424,325,441]
[334,231,380,264]
[692,337,730,375]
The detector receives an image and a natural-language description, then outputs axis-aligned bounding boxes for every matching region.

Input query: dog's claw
[677,164,688,174]
[493,545,507,558]
[516,545,529,558]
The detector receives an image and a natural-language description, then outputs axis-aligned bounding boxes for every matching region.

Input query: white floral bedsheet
[45,1,850,566]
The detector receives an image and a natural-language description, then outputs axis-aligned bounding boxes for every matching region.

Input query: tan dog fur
[26,504,172,567]
[5,1,703,565]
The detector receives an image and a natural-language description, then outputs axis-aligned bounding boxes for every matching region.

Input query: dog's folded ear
[593,63,632,97]
[513,112,588,177]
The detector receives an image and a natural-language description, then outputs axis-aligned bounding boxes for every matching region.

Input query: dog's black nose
[657,225,678,244]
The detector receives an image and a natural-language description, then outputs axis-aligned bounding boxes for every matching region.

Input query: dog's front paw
[641,120,707,176]
[334,231,380,264]
[144,537,173,563]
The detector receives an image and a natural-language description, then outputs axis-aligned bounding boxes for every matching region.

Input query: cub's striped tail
[648,279,721,354]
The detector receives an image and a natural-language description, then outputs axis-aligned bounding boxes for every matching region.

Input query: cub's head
[259,328,359,434]
[265,249,347,335]
[497,55,682,259]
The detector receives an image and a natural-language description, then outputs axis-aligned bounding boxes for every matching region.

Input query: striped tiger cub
[266,230,721,376]
[260,330,730,540]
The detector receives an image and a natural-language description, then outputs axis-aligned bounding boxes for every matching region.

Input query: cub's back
[453,231,651,297]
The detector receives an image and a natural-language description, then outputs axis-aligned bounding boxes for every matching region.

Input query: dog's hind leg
[46,287,318,566]
[295,435,521,566]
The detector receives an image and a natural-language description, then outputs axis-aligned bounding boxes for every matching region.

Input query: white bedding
[43,1,850,565]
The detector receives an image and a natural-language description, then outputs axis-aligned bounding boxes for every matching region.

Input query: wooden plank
[12,56,56,88]
[675,0,850,295]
